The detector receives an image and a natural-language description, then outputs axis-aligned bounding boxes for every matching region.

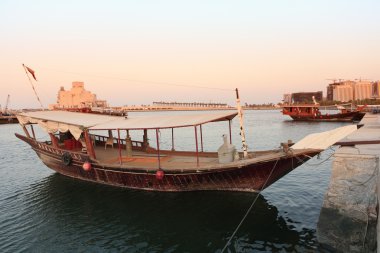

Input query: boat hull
[0,116,18,124]
[289,111,365,122]
[16,134,320,192]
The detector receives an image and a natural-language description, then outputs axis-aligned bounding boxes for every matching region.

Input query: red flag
[24,65,37,81]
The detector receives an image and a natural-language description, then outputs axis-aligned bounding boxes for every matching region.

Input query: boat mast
[236,88,248,158]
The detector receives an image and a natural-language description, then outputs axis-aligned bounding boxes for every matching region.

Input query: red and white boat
[282,104,366,122]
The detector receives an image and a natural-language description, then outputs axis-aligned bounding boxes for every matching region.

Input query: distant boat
[282,104,366,122]
[14,110,356,192]
[0,114,18,124]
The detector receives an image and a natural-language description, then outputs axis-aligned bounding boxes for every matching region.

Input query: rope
[22,65,44,109]
[39,67,234,91]
[289,147,334,167]
[300,147,335,167]
[221,158,280,253]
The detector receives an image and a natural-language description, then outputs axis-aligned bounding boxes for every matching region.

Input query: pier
[317,113,380,252]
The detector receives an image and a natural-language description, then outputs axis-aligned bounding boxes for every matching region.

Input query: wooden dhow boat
[282,103,366,122]
[15,110,356,192]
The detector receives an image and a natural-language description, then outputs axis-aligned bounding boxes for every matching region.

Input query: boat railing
[31,135,89,162]
[91,134,144,150]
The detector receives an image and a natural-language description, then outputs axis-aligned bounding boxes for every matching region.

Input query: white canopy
[89,112,237,130]
[291,125,358,150]
[17,111,121,140]
[17,110,237,139]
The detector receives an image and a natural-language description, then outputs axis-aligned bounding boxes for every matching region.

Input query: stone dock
[317,113,380,252]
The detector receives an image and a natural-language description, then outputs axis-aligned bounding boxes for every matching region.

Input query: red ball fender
[156,169,165,180]
[82,161,92,171]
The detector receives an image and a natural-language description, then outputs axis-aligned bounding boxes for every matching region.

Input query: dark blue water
[0,110,349,252]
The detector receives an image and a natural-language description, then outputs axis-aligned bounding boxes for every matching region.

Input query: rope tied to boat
[221,146,337,252]
[290,146,335,167]
[221,158,280,253]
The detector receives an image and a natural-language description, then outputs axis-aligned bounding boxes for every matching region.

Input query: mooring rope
[221,158,280,253]
[221,147,339,252]
[291,147,335,167]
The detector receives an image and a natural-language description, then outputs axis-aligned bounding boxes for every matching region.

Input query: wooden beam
[84,130,96,159]
[156,129,161,169]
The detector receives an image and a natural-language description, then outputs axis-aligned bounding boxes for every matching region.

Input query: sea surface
[0,110,350,252]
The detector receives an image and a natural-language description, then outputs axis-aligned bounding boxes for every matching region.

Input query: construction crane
[354,78,371,82]
[326,78,345,83]
[3,94,10,114]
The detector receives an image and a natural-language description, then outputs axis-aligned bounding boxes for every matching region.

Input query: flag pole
[236,88,248,158]
[22,64,44,109]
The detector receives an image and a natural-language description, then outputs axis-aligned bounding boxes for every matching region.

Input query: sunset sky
[1,0,379,108]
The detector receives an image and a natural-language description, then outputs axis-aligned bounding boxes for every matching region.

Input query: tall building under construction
[326,80,379,102]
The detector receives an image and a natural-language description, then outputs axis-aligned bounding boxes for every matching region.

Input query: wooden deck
[93,145,219,170]
[49,136,312,172]
[90,143,297,171]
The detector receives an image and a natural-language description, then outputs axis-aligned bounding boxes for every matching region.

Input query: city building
[291,91,323,103]
[326,80,379,102]
[49,81,107,109]
[372,82,380,98]
[333,84,353,102]
[354,81,372,100]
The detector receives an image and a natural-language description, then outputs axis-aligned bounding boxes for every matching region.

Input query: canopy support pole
[236,88,248,158]
[84,131,96,159]
[228,120,232,144]
[117,129,122,165]
[200,125,204,152]
[143,129,148,151]
[30,124,36,139]
[156,129,161,169]
[195,126,199,167]
[171,128,175,151]
[22,125,31,138]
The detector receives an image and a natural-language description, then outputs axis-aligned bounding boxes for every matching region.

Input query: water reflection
[16,173,316,252]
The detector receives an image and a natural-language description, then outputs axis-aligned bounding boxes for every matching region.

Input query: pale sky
[1,0,379,108]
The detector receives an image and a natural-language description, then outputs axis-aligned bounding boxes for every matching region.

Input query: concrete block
[317,154,378,252]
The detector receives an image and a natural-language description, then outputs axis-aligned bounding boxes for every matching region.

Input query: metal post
[156,129,161,168]
[30,124,36,139]
[117,129,122,165]
[228,120,232,144]
[236,88,248,158]
[195,126,199,167]
[200,125,204,152]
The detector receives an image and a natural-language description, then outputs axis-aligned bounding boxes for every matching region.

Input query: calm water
[0,110,349,252]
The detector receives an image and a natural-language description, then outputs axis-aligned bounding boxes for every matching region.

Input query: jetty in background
[0,94,18,124]
[317,113,380,252]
